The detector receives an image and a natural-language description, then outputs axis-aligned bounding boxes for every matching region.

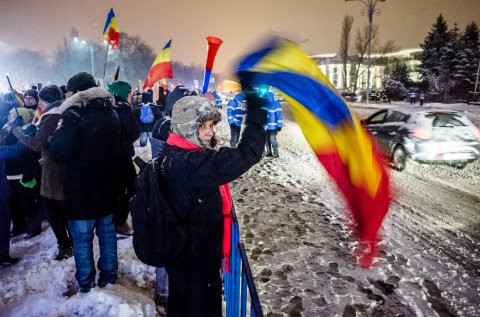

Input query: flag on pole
[143,39,173,90]
[113,65,120,81]
[103,8,120,49]
[236,38,391,267]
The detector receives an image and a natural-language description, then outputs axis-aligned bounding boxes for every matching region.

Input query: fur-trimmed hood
[48,87,114,115]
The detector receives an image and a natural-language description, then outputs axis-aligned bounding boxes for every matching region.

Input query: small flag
[103,8,120,49]
[236,38,391,267]
[143,39,173,90]
[113,65,120,81]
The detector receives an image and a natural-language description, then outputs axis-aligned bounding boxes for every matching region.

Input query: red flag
[143,40,172,89]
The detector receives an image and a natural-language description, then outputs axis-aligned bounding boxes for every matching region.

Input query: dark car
[362,107,480,171]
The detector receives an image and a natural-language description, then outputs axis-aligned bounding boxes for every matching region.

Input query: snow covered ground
[0,101,479,317]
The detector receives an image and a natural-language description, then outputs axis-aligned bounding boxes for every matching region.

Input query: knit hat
[171,96,222,148]
[38,85,63,104]
[141,91,153,104]
[66,72,97,93]
[24,89,39,102]
[108,81,131,101]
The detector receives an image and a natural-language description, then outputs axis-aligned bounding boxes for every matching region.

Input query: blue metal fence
[223,209,264,317]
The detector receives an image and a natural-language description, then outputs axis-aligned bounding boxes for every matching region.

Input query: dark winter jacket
[113,98,141,158]
[158,108,266,315]
[227,94,245,126]
[13,100,65,200]
[1,121,40,183]
[0,143,28,198]
[135,103,162,132]
[49,87,121,220]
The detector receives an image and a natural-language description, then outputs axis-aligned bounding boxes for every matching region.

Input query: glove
[12,115,25,128]
[238,71,268,126]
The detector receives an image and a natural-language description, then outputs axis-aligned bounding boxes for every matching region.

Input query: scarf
[166,133,233,272]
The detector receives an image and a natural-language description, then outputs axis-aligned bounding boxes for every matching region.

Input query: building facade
[310,48,422,94]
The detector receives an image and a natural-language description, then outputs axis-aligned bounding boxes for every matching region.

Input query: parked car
[340,91,357,102]
[361,107,480,171]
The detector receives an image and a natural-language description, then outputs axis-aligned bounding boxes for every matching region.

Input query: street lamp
[72,37,95,77]
[345,0,385,104]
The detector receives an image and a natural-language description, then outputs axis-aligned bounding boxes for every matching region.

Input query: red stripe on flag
[316,151,390,267]
[143,62,172,89]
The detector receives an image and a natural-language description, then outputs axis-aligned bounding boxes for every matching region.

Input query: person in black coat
[107,81,141,235]
[158,91,267,316]
[49,72,121,293]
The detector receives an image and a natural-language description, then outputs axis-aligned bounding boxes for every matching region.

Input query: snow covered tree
[384,64,410,100]
[420,15,449,77]
[453,22,480,96]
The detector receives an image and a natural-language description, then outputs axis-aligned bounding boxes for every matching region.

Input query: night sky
[0,0,479,76]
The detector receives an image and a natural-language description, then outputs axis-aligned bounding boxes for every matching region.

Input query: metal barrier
[223,210,264,317]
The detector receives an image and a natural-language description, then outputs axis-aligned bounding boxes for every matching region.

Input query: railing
[223,209,264,317]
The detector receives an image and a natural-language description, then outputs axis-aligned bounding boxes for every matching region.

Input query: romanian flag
[237,38,391,267]
[143,39,173,90]
[103,8,120,49]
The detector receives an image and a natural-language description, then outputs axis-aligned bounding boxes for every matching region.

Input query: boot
[0,256,19,268]
[116,223,133,236]
[272,144,279,158]
[54,245,73,261]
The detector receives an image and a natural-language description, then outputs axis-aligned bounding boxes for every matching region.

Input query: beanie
[38,85,63,104]
[141,91,153,104]
[108,81,131,101]
[24,89,39,102]
[66,72,97,93]
[171,96,222,148]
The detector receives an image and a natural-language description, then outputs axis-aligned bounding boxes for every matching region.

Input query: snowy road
[0,101,478,317]
[232,103,480,316]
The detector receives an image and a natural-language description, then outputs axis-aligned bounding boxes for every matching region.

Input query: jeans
[230,125,241,148]
[139,132,153,147]
[155,267,169,300]
[68,214,118,291]
[0,198,12,259]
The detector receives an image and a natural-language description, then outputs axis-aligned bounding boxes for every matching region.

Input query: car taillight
[475,128,480,140]
[411,128,432,140]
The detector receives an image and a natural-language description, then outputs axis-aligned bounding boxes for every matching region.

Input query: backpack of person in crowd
[130,156,187,267]
[139,104,155,124]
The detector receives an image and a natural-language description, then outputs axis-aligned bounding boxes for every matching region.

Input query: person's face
[24,96,38,108]
[65,91,74,98]
[38,99,47,111]
[198,120,216,143]
[132,93,141,105]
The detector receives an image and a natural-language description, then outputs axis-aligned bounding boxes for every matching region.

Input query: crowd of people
[0,71,283,316]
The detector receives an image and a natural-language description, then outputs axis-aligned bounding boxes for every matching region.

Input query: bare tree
[339,14,354,89]
[377,40,401,82]
[351,23,378,94]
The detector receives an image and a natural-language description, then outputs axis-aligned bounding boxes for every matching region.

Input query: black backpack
[130,156,187,267]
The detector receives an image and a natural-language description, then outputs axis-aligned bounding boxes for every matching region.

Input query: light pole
[73,37,95,77]
[345,0,385,104]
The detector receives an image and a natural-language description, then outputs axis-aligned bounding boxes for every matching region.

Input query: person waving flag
[237,37,391,267]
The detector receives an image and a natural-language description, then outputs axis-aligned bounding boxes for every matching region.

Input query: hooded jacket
[113,98,141,158]
[49,87,121,220]
[159,106,266,316]
[227,94,245,126]
[264,92,283,131]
